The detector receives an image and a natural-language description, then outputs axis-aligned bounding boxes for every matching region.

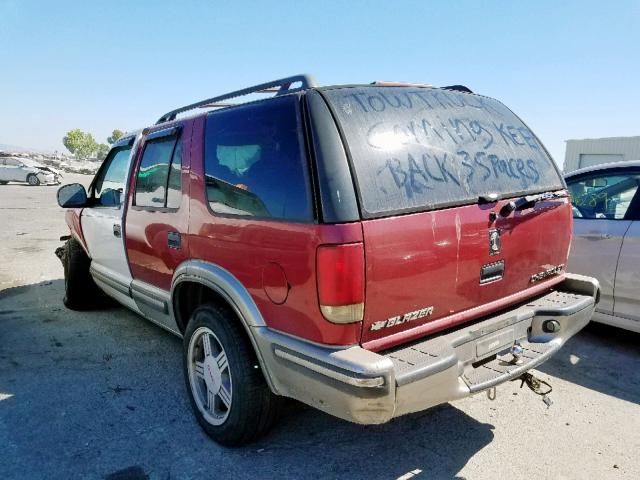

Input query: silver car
[566,161,640,332]
[0,157,61,185]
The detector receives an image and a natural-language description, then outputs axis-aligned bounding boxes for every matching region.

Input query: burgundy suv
[56,75,599,445]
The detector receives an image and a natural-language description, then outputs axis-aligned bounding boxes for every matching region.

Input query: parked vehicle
[0,157,61,185]
[56,75,599,446]
[565,161,640,333]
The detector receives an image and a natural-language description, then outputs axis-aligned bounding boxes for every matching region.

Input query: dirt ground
[1,175,639,480]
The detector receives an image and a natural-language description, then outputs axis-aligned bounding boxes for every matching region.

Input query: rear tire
[27,174,40,186]
[183,304,282,446]
[62,239,105,310]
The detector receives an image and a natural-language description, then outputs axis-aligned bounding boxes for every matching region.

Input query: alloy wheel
[187,326,233,426]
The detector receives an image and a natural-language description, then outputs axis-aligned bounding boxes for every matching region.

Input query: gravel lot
[1,175,639,480]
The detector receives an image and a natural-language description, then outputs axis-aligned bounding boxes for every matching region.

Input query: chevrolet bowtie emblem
[489,228,501,256]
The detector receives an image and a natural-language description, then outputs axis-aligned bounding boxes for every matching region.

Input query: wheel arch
[171,260,277,392]
[65,209,90,257]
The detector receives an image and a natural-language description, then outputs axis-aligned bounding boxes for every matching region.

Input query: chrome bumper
[253,273,599,424]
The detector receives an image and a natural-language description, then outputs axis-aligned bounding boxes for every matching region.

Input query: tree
[62,129,84,155]
[96,143,110,161]
[62,129,98,160]
[107,129,124,145]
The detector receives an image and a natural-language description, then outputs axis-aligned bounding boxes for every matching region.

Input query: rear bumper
[254,273,599,424]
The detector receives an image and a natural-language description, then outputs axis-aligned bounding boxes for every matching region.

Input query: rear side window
[567,172,640,220]
[322,86,564,218]
[135,132,182,208]
[204,95,313,221]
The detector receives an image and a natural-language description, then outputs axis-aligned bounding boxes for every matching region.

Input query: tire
[27,173,40,186]
[0,181,7,185]
[62,238,105,310]
[183,304,281,446]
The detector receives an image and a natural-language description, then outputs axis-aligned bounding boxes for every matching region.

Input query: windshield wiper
[500,191,567,217]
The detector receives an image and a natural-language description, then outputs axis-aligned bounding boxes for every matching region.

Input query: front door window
[568,173,640,220]
[92,147,132,207]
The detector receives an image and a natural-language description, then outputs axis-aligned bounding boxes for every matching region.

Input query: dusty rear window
[322,86,564,217]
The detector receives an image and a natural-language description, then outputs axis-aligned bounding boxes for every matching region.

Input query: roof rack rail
[442,84,474,93]
[371,81,434,88]
[156,74,317,124]
[370,81,474,94]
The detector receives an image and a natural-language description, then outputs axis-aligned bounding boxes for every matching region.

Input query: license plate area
[475,328,514,358]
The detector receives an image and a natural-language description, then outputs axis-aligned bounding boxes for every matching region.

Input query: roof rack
[370,81,474,94]
[371,81,434,88]
[156,74,317,124]
[442,84,474,93]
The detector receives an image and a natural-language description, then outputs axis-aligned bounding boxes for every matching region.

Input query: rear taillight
[317,243,365,324]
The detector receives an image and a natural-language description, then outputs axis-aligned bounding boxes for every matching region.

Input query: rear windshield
[322,86,564,217]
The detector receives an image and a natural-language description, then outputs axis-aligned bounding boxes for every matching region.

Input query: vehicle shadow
[537,321,640,405]
[0,279,491,480]
[256,401,494,479]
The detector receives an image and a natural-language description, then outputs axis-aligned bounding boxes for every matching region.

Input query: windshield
[322,86,564,218]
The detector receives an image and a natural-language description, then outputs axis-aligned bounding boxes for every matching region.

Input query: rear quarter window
[322,86,564,218]
[203,95,313,222]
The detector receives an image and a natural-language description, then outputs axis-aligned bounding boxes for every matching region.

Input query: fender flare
[170,260,277,392]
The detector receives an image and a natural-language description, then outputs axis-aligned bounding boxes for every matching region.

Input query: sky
[1,0,639,168]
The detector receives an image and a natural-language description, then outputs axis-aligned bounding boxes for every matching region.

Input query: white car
[0,157,62,185]
[566,160,640,333]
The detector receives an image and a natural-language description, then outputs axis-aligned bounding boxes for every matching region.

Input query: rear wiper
[500,191,567,217]
[477,193,501,204]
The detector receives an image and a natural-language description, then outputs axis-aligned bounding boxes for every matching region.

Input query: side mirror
[57,183,88,208]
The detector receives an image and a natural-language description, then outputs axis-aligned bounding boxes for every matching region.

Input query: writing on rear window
[324,87,564,217]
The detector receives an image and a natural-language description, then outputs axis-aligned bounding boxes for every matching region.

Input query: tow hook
[517,371,553,408]
[486,387,497,401]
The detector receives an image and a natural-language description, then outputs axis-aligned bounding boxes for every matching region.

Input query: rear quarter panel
[186,116,363,346]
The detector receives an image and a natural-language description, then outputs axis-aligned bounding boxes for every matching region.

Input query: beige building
[564,136,640,172]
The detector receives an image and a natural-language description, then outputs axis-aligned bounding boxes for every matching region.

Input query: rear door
[320,86,570,347]
[125,122,190,332]
[0,159,8,180]
[615,221,640,326]
[566,170,640,314]
[2,158,25,181]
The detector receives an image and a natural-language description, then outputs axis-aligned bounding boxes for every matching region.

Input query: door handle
[167,231,181,249]
[583,233,612,240]
[113,224,121,238]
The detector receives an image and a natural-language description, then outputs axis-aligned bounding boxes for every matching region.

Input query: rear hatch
[320,86,570,349]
